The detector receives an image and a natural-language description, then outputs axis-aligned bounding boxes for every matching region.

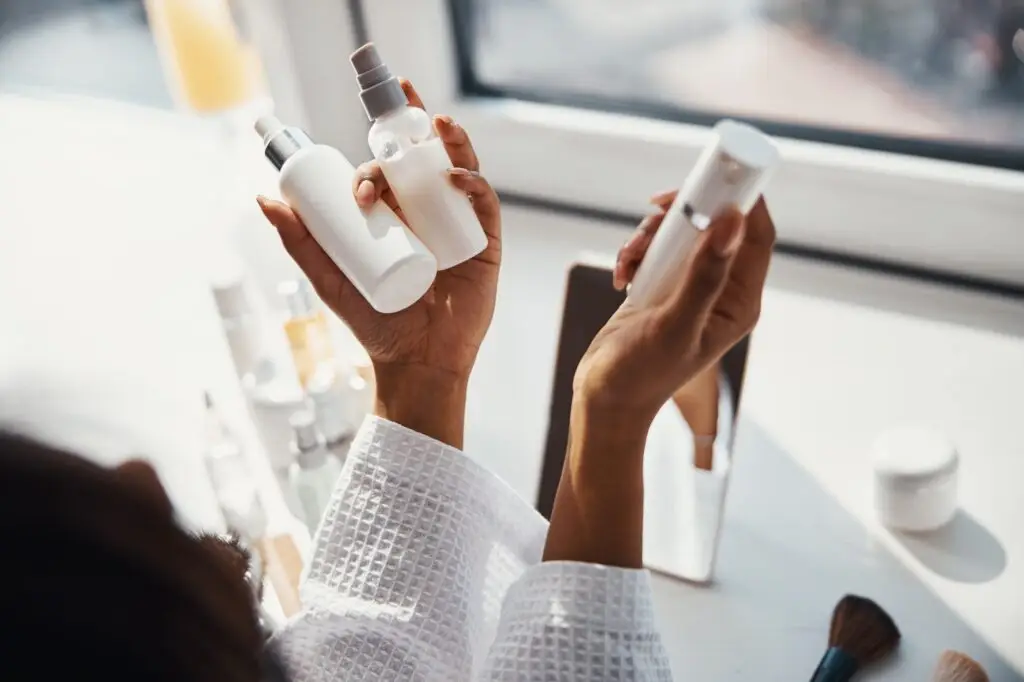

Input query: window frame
[271,0,1024,289]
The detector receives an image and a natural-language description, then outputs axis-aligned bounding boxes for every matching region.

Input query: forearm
[373,364,468,449]
[543,398,650,568]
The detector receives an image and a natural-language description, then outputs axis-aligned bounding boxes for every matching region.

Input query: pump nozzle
[349,42,406,120]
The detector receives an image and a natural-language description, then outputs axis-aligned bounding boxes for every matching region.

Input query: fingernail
[356,180,374,205]
[448,167,472,177]
[435,114,455,127]
[650,189,677,204]
[256,195,270,210]
[710,216,745,258]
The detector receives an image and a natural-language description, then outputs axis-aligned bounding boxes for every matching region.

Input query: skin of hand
[257,80,500,449]
[544,192,775,567]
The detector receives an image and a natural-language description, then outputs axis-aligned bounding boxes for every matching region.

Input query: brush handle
[810,648,859,682]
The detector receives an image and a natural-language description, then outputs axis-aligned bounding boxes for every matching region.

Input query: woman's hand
[257,80,500,448]
[576,191,775,435]
[544,192,775,567]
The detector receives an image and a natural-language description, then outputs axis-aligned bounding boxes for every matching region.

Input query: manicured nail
[650,189,677,205]
[356,180,375,205]
[448,167,472,177]
[256,195,270,210]
[435,114,455,127]
[710,216,745,258]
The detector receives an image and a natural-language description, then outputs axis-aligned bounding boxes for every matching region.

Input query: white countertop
[1,94,1020,680]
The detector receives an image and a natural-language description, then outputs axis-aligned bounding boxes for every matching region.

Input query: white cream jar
[872,427,959,532]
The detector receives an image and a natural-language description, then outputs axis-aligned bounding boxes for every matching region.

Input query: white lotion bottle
[255,115,437,313]
[350,43,487,270]
[629,120,781,308]
[287,410,343,534]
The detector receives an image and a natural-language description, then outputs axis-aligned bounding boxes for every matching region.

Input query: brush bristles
[933,651,989,682]
[828,594,901,666]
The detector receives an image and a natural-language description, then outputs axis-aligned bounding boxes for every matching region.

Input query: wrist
[372,363,469,449]
[567,395,651,481]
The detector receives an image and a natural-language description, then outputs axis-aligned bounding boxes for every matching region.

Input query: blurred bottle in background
[279,279,336,388]
[143,0,267,113]
[308,367,359,464]
[202,392,268,542]
[288,409,343,534]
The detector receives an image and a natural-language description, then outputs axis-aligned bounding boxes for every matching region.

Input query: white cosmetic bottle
[288,410,343,534]
[628,120,780,308]
[255,115,437,313]
[350,43,487,270]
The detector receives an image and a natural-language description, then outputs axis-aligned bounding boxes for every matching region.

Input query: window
[256,0,1024,288]
[455,0,1024,169]
[0,0,172,107]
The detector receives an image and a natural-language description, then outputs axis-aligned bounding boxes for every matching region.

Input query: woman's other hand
[257,80,500,448]
[576,192,775,436]
[544,194,774,568]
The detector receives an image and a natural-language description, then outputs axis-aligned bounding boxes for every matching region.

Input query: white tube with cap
[628,120,780,308]
[255,115,437,314]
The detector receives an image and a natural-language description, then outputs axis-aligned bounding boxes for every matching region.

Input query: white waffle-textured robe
[274,416,673,681]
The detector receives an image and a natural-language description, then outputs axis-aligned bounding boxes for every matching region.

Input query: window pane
[455,0,1024,164]
[0,0,172,107]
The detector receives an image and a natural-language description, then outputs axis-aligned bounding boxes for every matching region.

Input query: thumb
[658,209,745,339]
[256,196,372,325]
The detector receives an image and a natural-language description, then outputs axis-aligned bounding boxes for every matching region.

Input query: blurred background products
[279,279,336,389]
[288,409,343,534]
[143,0,265,113]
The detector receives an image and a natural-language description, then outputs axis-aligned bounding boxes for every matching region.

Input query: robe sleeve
[274,415,674,681]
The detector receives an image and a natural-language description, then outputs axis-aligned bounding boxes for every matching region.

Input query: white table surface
[2,94,1021,680]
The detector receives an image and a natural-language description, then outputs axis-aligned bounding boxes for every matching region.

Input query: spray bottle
[350,42,487,270]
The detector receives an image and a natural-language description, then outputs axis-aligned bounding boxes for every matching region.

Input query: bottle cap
[211,277,253,320]
[279,279,318,318]
[350,42,407,120]
[872,426,959,486]
[255,114,313,170]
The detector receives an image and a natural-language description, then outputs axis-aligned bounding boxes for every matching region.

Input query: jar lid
[871,426,959,485]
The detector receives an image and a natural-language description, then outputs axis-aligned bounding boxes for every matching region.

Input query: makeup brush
[809,594,901,681]
[933,651,989,682]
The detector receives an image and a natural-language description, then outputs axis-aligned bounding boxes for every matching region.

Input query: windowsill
[447,95,1024,288]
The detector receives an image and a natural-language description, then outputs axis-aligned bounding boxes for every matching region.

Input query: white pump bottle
[350,43,488,270]
[255,115,437,314]
[628,120,780,308]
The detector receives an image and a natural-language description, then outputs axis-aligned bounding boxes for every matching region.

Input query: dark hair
[0,431,265,681]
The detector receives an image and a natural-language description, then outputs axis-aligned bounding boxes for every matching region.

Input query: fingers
[352,162,387,209]
[256,196,372,323]
[435,115,480,172]
[448,168,500,242]
[400,78,425,110]
[704,197,776,346]
[613,210,665,290]
[658,209,745,340]
[650,189,679,209]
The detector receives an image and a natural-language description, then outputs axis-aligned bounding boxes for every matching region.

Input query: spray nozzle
[349,42,407,120]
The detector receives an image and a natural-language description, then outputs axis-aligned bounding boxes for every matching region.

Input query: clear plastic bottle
[628,120,780,308]
[256,115,437,314]
[350,43,487,270]
[287,410,343,534]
